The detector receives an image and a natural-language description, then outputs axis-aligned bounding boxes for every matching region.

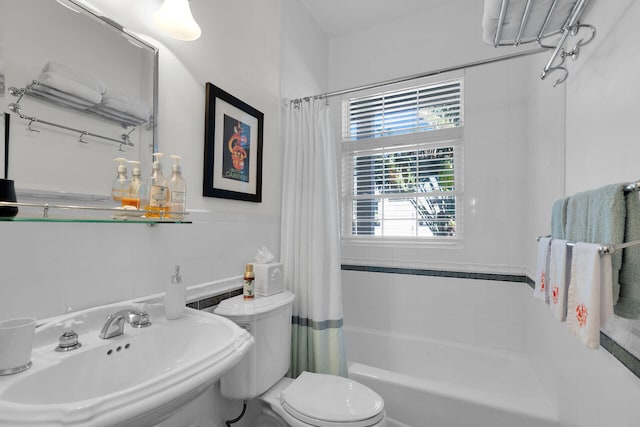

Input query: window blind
[343,78,463,240]
[347,79,463,141]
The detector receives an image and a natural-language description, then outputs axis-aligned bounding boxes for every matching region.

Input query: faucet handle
[55,330,82,352]
[127,310,151,328]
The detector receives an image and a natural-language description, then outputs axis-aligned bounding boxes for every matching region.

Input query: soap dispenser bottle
[168,155,186,219]
[165,265,185,320]
[145,152,169,218]
[122,160,142,209]
[111,158,128,202]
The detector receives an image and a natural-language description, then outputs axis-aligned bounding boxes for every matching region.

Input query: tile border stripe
[341,264,529,283]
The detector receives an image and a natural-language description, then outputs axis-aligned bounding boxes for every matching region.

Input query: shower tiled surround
[343,265,640,377]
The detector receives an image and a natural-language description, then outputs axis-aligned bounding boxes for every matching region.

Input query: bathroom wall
[328,1,640,426]
[330,0,537,274]
[0,0,283,324]
[280,0,329,100]
[524,1,640,426]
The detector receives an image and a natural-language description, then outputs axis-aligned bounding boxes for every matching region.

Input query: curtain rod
[298,47,547,102]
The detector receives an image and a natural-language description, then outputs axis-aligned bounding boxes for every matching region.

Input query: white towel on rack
[101,92,150,122]
[37,71,103,105]
[89,105,148,127]
[534,236,551,303]
[549,239,570,321]
[42,61,107,95]
[566,243,614,349]
[29,84,96,110]
[482,0,579,45]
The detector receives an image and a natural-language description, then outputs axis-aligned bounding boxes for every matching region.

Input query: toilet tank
[214,290,295,400]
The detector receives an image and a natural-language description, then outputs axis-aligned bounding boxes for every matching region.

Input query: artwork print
[203,82,263,202]
[222,115,251,183]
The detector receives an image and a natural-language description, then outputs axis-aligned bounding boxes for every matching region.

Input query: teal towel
[551,198,568,239]
[616,192,640,318]
[587,184,626,304]
[565,190,591,242]
[565,184,626,304]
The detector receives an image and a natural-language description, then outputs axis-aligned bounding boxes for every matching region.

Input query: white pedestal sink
[0,301,254,426]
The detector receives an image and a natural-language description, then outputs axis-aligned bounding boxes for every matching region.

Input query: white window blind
[342,78,463,240]
[346,79,462,141]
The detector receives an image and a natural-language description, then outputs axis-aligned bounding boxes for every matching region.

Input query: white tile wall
[342,271,529,353]
[0,213,279,321]
[334,1,640,426]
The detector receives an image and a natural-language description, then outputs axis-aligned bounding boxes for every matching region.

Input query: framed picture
[203,83,263,202]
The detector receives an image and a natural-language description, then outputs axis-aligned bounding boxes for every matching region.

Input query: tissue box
[254,263,284,296]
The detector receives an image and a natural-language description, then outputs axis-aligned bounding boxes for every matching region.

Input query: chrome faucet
[99,314,126,339]
[99,308,152,339]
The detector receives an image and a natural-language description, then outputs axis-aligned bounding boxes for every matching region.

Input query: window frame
[340,76,464,246]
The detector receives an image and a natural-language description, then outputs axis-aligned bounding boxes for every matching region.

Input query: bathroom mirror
[0,0,157,202]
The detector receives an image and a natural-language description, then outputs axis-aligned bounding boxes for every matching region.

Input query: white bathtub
[345,327,558,427]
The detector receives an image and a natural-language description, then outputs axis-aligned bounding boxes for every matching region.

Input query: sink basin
[0,301,253,426]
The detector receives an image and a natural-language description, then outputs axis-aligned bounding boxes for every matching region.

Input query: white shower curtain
[281,97,347,377]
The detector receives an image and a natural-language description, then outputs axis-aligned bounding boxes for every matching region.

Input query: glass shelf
[0,201,190,224]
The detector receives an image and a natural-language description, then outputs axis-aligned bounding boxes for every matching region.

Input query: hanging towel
[549,239,570,321]
[565,190,590,242]
[566,243,614,349]
[565,184,626,304]
[551,197,568,239]
[616,191,640,318]
[42,61,107,95]
[534,237,551,303]
[587,184,626,304]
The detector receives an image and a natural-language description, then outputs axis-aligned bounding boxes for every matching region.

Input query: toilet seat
[279,372,385,427]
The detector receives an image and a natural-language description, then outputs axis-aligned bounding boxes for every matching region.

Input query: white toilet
[214,291,387,427]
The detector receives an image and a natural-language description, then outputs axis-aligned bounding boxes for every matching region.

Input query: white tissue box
[254,263,284,296]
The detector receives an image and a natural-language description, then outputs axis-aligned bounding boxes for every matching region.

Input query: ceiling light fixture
[152,0,201,41]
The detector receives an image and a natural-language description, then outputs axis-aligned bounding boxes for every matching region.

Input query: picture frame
[203,82,263,202]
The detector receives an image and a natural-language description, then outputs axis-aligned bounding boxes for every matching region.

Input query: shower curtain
[281,97,347,377]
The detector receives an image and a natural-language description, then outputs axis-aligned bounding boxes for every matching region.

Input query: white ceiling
[298,0,449,38]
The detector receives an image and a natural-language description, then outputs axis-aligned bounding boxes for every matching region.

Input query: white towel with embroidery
[566,243,614,349]
[549,239,569,321]
[534,237,551,303]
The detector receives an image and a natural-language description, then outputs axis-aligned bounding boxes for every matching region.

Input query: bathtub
[345,327,558,427]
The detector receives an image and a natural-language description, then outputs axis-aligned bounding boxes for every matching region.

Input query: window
[342,78,463,241]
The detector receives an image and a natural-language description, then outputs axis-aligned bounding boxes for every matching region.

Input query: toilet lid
[280,372,384,427]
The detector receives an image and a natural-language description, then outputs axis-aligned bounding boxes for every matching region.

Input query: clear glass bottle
[111,158,128,202]
[168,155,187,219]
[122,160,142,209]
[145,153,169,218]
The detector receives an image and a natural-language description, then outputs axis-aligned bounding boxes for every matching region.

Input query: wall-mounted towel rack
[537,236,640,256]
[484,0,595,87]
[537,178,640,255]
[7,85,134,149]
